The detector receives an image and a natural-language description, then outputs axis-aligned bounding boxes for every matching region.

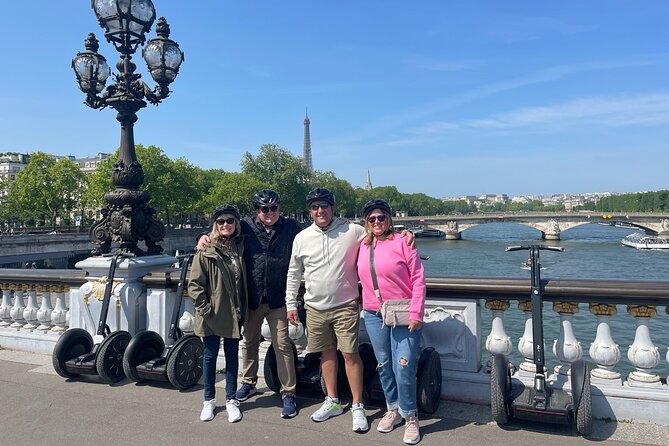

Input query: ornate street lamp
[72,0,184,256]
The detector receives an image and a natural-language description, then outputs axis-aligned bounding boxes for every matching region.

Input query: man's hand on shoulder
[400,229,415,248]
[196,234,211,252]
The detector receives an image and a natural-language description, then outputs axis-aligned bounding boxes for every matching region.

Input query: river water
[414,222,669,377]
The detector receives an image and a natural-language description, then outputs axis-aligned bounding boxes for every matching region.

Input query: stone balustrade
[1,267,669,423]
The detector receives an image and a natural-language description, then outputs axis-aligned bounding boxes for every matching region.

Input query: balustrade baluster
[666,306,669,386]
[552,302,582,375]
[22,287,40,330]
[50,288,68,332]
[516,301,537,374]
[36,286,54,331]
[9,285,26,328]
[485,299,512,358]
[626,305,661,387]
[0,288,11,326]
[588,304,622,384]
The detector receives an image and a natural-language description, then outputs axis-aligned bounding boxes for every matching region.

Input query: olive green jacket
[188,236,248,339]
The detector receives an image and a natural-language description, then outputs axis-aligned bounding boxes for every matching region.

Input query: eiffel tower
[303,109,313,173]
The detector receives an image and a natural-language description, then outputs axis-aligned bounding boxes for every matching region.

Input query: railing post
[517,300,537,374]
[588,303,622,384]
[9,285,26,328]
[667,306,669,386]
[36,285,54,331]
[0,287,11,326]
[552,301,582,375]
[50,287,69,332]
[485,299,512,357]
[626,305,661,387]
[22,286,40,330]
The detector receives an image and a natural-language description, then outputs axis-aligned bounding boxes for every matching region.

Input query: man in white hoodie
[285,187,369,432]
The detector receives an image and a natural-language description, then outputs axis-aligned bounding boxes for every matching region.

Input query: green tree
[201,172,265,217]
[5,152,85,230]
[241,144,311,216]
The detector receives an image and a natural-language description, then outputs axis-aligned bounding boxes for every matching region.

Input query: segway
[123,254,204,389]
[491,245,592,436]
[52,253,131,383]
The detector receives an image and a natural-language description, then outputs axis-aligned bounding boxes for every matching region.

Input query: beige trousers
[241,304,297,394]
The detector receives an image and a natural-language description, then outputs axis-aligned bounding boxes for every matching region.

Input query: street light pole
[72,0,184,256]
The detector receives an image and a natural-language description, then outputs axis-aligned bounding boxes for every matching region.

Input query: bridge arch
[394,213,669,240]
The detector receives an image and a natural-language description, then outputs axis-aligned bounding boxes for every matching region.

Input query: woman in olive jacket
[188,204,248,423]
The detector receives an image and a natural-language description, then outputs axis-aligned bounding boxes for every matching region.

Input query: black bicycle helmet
[362,199,392,218]
[306,187,335,205]
[211,204,240,222]
[252,189,281,208]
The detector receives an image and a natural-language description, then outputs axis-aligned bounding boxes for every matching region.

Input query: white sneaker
[226,399,242,423]
[200,399,216,421]
[351,402,369,432]
[311,396,343,422]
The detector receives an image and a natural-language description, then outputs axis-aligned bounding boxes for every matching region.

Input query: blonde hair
[209,216,241,245]
[363,210,395,245]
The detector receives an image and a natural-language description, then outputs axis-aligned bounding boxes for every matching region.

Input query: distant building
[364,170,373,190]
[0,153,30,188]
[72,152,110,174]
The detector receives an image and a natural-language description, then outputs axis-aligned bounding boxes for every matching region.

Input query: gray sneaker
[351,402,369,432]
[311,396,343,422]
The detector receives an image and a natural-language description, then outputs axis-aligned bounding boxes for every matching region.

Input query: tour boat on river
[621,232,669,249]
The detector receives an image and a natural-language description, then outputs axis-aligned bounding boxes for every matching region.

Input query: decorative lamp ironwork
[142,17,184,99]
[73,0,184,256]
[92,0,156,54]
[72,33,111,96]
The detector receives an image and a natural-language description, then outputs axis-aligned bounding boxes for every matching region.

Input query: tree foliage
[2,152,86,229]
[241,144,312,216]
[584,190,669,213]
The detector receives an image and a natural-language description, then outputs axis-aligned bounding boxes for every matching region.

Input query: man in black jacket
[197,189,302,418]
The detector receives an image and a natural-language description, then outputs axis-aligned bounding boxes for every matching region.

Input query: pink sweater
[357,235,426,322]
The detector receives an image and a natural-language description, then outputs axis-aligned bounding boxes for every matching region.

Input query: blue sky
[1,1,667,198]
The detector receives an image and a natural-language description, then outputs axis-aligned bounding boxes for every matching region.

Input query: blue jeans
[202,335,240,402]
[364,310,422,418]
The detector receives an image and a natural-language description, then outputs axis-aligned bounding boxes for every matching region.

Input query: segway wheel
[167,335,204,390]
[572,361,593,436]
[358,342,378,403]
[417,347,442,414]
[263,341,298,394]
[95,330,131,383]
[52,328,93,379]
[122,330,165,383]
[490,354,512,425]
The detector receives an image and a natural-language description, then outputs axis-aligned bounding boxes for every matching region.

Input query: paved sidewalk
[1,349,667,446]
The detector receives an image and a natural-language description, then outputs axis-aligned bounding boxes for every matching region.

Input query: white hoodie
[285,217,365,311]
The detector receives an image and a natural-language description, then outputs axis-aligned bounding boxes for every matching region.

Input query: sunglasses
[259,205,279,214]
[216,217,236,225]
[310,203,330,211]
[367,215,387,223]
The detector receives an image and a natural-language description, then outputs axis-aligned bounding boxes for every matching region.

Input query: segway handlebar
[505,245,564,252]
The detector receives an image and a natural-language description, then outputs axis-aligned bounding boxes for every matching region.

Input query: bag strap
[369,241,382,304]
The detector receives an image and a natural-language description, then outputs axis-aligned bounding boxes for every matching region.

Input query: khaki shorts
[305,301,360,353]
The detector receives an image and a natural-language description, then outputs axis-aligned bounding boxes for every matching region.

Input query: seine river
[414,222,669,377]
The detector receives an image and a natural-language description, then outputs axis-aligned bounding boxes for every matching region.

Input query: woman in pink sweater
[357,199,426,445]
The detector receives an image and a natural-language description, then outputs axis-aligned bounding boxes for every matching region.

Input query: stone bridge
[0,228,205,266]
[394,212,669,240]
